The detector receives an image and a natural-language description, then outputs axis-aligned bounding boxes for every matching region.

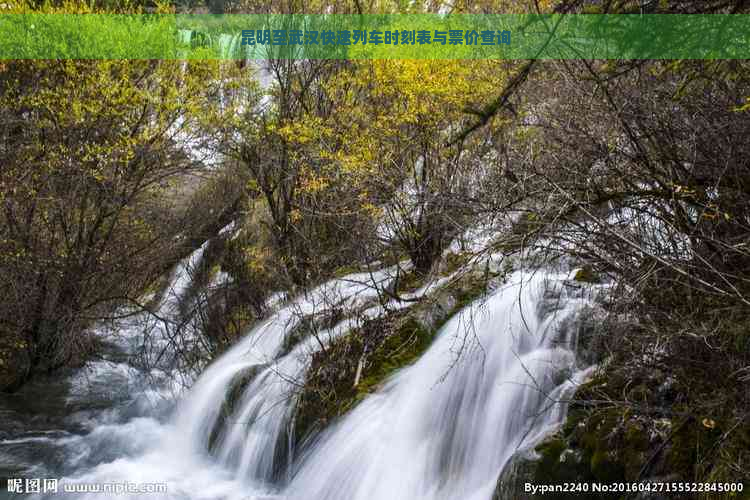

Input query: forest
[1,1,749,499]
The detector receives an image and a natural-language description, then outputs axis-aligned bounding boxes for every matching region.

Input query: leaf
[701,418,716,429]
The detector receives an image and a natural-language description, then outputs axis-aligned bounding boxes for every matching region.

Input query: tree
[0,59,230,390]
[308,59,506,275]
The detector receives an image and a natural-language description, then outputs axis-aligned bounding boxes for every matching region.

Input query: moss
[574,266,600,284]
[396,269,424,294]
[508,433,601,499]
[534,435,567,472]
[293,270,496,447]
[281,308,345,356]
[515,374,665,491]
[590,449,624,483]
[293,312,436,445]
[333,263,361,278]
[207,365,265,451]
[354,316,432,396]
[291,259,519,457]
[443,252,471,274]
[525,362,750,498]
[620,421,650,478]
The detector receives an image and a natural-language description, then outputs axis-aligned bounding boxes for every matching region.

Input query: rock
[494,433,592,499]
[572,306,609,366]
[207,363,267,451]
[414,292,457,332]
[494,447,539,500]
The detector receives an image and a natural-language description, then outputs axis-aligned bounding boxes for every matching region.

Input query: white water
[284,270,589,500]
[20,255,595,500]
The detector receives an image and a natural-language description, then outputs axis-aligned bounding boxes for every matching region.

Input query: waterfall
[173,267,397,482]
[21,263,595,500]
[283,270,590,500]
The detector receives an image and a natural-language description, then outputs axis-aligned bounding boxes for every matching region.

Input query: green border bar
[0,14,748,59]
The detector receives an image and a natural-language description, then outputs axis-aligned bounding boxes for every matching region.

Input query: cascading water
[284,270,591,500]
[4,253,598,500]
[0,242,212,500]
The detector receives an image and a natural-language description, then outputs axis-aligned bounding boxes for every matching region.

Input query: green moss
[292,266,510,449]
[223,304,256,341]
[574,266,600,284]
[207,365,264,451]
[295,313,437,445]
[535,435,567,471]
[443,252,471,274]
[530,365,750,496]
[525,433,600,499]
[396,269,424,294]
[590,449,625,483]
[354,317,432,396]
[333,264,361,278]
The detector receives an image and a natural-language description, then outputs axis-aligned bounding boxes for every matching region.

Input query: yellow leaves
[672,184,697,197]
[246,178,260,193]
[361,202,383,218]
[368,59,489,121]
[667,184,733,222]
[5,0,146,14]
[243,245,271,274]
[278,118,323,146]
[299,164,332,194]
[702,418,717,429]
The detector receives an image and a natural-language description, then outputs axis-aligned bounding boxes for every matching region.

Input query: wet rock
[494,447,539,500]
[572,306,609,366]
[414,292,457,332]
[207,363,267,452]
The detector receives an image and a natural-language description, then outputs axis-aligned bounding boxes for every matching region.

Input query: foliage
[0,57,235,389]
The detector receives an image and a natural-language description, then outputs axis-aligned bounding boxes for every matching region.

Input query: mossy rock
[281,308,345,357]
[495,433,597,500]
[494,447,539,500]
[292,264,505,448]
[442,252,472,274]
[207,364,266,452]
[396,269,424,294]
[293,311,436,443]
[573,266,601,284]
[526,366,750,499]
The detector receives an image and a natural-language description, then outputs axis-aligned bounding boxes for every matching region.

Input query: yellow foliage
[702,418,717,429]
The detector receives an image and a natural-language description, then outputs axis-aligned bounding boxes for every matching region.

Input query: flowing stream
[1,247,595,500]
